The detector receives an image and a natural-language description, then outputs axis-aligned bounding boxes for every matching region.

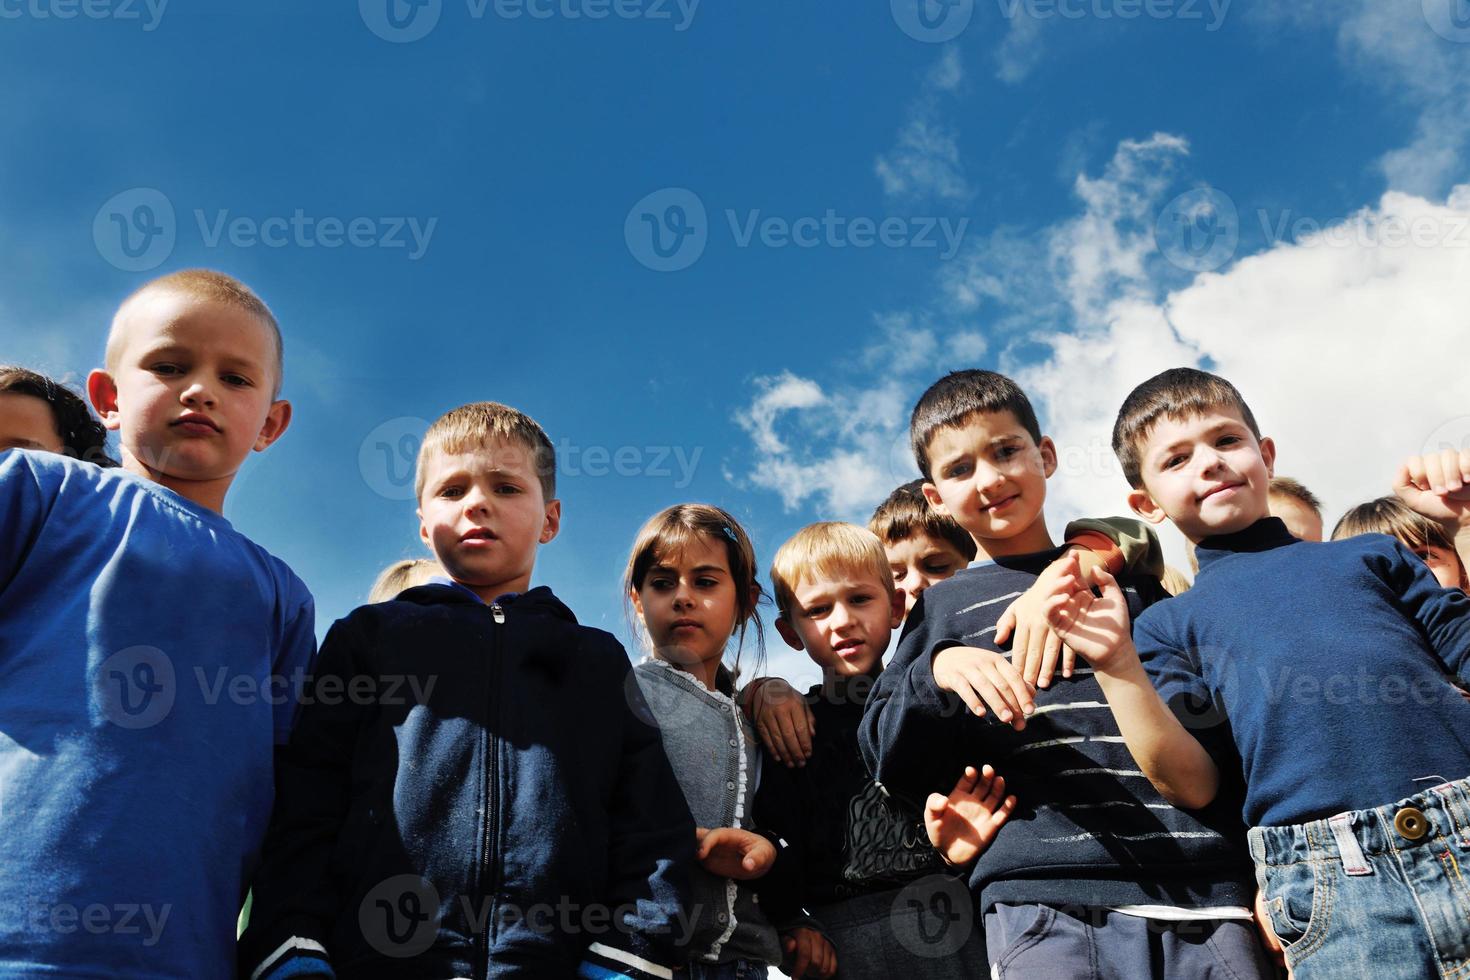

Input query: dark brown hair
[868,479,977,561]
[1112,367,1261,488]
[0,365,114,466]
[910,370,1042,481]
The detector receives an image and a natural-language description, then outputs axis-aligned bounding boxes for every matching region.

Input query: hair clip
[721,524,739,544]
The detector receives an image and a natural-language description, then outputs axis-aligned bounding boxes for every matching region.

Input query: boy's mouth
[460,527,498,543]
[171,412,220,435]
[833,637,866,658]
[982,493,1020,513]
[1199,482,1243,502]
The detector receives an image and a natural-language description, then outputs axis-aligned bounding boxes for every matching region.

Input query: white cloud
[995,9,1046,84]
[875,49,973,204]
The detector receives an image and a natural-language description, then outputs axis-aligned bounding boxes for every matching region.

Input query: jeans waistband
[1247,774,1470,866]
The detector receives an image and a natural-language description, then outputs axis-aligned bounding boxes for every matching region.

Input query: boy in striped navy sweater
[860,370,1272,979]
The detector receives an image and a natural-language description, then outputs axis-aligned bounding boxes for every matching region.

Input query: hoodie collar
[397,580,578,623]
[1195,516,1298,573]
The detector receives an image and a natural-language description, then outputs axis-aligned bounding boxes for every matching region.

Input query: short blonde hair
[770,522,894,618]
[107,269,284,396]
[414,401,556,502]
[368,558,439,603]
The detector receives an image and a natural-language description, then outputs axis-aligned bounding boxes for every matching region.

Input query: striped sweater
[859,546,1254,913]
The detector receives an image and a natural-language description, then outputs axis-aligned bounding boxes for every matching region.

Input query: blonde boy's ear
[539,499,562,545]
[889,588,905,629]
[921,481,949,516]
[1038,436,1059,478]
[1127,486,1169,526]
[1259,436,1277,478]
[252,399,293,452]
[86,369,122,432]
[774,616,804,652]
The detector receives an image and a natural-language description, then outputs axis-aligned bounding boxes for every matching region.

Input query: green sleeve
[1064,516,1165,579]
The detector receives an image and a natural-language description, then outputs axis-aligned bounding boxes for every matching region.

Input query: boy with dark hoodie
[240,402,696,980]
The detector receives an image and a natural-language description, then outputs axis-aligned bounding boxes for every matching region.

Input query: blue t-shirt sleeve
[1371,537,1470,684]
[271,580,318,745]
[0,450,47,593]
[1132,608,1229,742]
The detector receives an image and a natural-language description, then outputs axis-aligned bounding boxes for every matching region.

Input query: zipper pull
[490,602,505,624]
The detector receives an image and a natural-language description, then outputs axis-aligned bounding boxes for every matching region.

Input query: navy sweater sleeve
[858,594,974,808]
[240,617,367,978]
[594,649,699,975]
[1370,536,1470,683]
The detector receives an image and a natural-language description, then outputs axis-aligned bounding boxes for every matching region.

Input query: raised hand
[995,554,1088,690]
[694,826,776,880]
[924,764,1017,868]
[1041,553,1133,673]
[1395,449,1470,530]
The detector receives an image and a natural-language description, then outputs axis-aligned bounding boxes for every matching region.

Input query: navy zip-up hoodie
[239,583,696,980]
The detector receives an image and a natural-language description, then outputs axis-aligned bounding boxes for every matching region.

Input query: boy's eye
[1164,454,1187,470]
[495,484,522,495]
[150,363,181,376]
[222,374,252,387]
[439,486,463,498]
[946,461,971,478]
[923,559,952,574]
[996,445,1019,460]
[806,605,830,617]
[849,594,872,605]
[891,568,905,582]
[1217,435,1240,447]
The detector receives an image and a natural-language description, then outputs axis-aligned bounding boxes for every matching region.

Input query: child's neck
[661,653,723,693]
[122,450,231,514]
[969,515,1056,562]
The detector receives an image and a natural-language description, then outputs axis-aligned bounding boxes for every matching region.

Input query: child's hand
[781,927,836,978]
[1253,889,1288,974]
[931,646,1034,730]
[924,764,1017,868]
[1395,449,1470,530]
[995,552,1096,689]
[695,826,777,880]
[1041,553,1133,674]
[748,677,815,768]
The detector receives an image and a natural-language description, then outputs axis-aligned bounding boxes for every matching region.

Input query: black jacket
[239,583,696,980]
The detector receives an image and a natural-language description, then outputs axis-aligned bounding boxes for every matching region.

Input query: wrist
[1064,531,1126,576]
[1092,639,1142,682]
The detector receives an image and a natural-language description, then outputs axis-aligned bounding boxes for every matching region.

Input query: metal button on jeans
[1394,807,1429,841]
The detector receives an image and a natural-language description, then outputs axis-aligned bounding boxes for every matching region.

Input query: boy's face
[885,532,970,616]
[417,439,560,601]
[0,392,65,454]
[922,410,1057,554]
[1268,493,1323,542]
[87,288,290,508]
[1128,406,1276,542]
[777,570,903,678]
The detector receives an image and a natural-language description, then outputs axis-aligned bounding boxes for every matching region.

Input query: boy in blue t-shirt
[0,270,315,979]
[1044,367,1470,978]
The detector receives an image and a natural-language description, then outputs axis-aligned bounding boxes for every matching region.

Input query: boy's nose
[179,379,217,408]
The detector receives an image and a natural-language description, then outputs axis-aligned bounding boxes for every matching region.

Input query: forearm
[1093,650,1219,809]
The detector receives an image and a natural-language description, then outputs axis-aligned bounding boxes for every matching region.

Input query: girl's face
[631,533,742,678]
[1413,542,1467,592]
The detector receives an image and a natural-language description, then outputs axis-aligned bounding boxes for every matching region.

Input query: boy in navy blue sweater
[1044,367,1470,979]
[860,370,1270,979]
[240,402,695,980]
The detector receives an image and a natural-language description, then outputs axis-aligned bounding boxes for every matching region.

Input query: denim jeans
[1249,775,1470,979]
[680,959,768,980]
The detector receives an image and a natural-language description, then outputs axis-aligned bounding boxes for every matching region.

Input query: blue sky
[4,0,1469,688]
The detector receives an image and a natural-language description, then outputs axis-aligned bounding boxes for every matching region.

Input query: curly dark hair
[0,365,115,466]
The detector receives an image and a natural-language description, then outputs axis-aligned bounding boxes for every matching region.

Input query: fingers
[989,793,1018,833]
[817,936,837,977]
[791,933,813,978]
[956,764,982,796]
[977,768,1005,809]
[1060,644,1076,680]
[995,605,1016,645]
[775,710,806,767]
[802,700,817,746]
[756,717,784,766]
[1036,629,1061,689]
